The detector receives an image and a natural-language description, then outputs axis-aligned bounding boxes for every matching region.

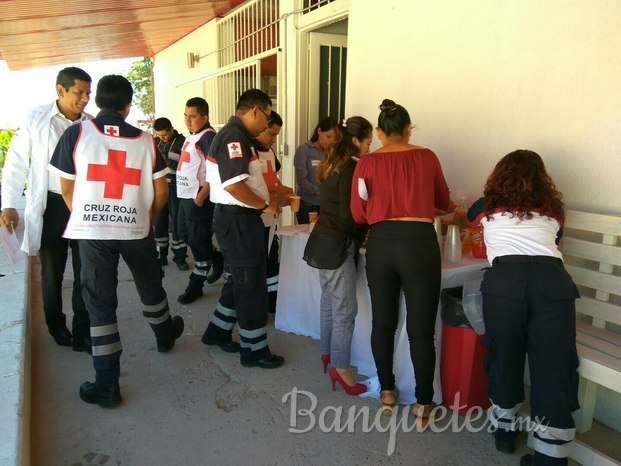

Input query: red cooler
[440,323,490,415]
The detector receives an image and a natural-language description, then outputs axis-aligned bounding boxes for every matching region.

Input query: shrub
[0,129,16,184]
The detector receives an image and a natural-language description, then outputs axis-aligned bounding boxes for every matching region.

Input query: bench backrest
[561,210,621,329]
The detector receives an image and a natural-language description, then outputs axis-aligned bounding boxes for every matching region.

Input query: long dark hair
[377,99,412,137]
[483,150,564,221]
[317,116,372,182]
[310,116,338,142]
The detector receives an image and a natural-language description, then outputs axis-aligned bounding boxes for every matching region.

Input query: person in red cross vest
[1,67,92,352]
[175,97,223,304]
[49,75,185,408]
[253,111,294,313]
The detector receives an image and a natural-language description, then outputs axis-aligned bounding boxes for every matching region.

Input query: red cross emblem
[227,142,242,159]
[87,149,142,199]
[177,141,192,172]
[104,125,119,136]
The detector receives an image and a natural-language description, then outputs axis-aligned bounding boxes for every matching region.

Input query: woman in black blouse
[304,116,372,395]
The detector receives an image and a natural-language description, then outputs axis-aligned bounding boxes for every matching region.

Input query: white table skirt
[275,225,487,404]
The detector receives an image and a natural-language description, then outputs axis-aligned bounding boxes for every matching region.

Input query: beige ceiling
[0,0,245,71]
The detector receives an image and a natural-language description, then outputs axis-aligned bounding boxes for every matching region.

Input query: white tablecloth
[275,225,487,404]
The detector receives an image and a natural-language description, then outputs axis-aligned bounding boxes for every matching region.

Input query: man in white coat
[0,67,93,352]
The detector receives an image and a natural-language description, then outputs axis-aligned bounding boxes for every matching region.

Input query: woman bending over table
[467,150,579,466]
[350,99,450,418]
[304,116,372,395]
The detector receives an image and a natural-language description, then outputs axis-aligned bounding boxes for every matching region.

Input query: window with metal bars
[203,61,261,129]
[303,0,336,14]
[218,0,280,67]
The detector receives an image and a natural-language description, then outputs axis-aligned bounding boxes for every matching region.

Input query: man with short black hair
[1,66,92,352]
[49,74,184,408]
[152,117,189,270]
[201,89,284,369]
[175,97,222,304]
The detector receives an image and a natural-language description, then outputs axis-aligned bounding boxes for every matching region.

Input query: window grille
[218,0,279,67]
[203,61,261,129]
[318,44,346,124]
[302,0,336,14]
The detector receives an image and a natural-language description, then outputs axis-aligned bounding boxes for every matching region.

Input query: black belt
[493,255,562,266]
[215,203,262,216]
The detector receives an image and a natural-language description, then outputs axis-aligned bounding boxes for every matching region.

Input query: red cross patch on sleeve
[104,125,120,137]
[227,142,243,159]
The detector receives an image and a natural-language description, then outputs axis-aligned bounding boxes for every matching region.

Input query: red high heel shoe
[329,367,367,395]
[321,354,330,373]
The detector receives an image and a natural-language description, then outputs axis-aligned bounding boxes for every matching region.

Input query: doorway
[306,23,348,137]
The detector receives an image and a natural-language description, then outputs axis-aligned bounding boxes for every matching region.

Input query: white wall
[346,0,621,215]
[153,21,220,134]
[347,0,621,432]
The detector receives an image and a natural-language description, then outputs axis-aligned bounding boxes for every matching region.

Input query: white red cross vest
[64,121,157,240]
[257,147,279,187]
[176,127,215,199]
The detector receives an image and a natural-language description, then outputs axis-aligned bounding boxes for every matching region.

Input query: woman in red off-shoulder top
[351,99,450,419]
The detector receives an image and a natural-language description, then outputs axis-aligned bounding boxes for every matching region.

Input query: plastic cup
[445,225,462,263]
[308,212,319,223]
[289,195,301,213]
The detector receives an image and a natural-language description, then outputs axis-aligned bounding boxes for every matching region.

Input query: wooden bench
[560,210,621,434]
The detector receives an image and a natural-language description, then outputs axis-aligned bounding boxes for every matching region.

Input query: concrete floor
[28,256,606,466]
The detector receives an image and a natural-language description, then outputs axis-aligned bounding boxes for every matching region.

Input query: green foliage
[0,129,16,184]
[126,57,154,130]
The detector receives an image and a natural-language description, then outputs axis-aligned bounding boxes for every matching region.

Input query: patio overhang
[0,0,245,71]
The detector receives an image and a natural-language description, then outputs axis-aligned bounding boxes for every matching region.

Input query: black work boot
[72,335,92,354]
[49,325,73,347]
[177,285,203,304]
[177,274,205,304]
[156,316,185,353]
[79,382,122,408]
[493,428,518,453]
[207,250,224,284]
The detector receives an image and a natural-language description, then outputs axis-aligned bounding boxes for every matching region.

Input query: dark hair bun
[379,99,397,114]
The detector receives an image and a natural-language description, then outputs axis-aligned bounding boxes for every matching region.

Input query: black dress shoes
[79,382,122,408]
[49,326,72,347]
[241,353,284,369]
[72,336,92,354]
[156,316,185,353]
[201,336,241,353]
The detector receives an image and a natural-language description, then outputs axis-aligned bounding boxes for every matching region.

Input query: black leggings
[365,221,441,404]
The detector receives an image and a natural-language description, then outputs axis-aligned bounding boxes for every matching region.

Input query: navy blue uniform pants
[203,206,271,362]
[482,255,580,460]
[153,174,187,263]
[264,226,279,313]
[79,236,174,387]
[40,192,90,338]
[178,198,215,284]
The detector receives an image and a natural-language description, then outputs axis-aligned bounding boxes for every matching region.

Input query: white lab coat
[1,101,91,254]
